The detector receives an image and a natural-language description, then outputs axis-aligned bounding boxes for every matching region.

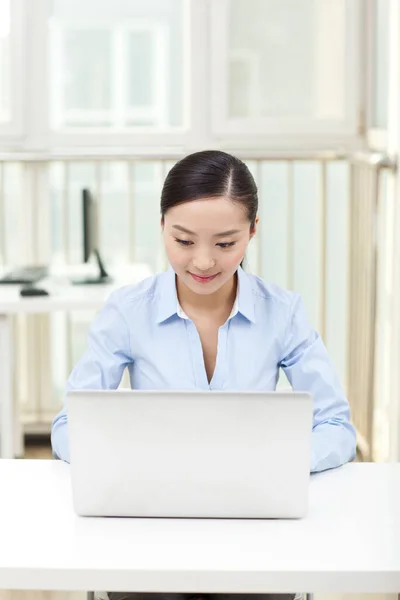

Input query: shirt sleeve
[51,290,132,463]
[279,293,356,473]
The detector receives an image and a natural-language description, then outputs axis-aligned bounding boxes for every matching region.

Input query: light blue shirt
[51,267,356,471]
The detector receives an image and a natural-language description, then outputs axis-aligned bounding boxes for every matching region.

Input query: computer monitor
[72,188,111,285]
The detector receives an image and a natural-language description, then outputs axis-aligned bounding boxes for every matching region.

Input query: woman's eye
[175,238,193,246]
[217,242,235,249]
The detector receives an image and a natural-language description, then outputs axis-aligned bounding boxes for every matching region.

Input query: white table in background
[0,264,152,458]
[0,460,399,593]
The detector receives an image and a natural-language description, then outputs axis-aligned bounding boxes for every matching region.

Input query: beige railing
[347,153,397,460]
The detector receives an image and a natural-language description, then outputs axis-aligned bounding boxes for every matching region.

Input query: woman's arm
[279,294,356,473]
[51,290,132,463]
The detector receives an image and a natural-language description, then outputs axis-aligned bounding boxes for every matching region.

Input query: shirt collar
[177,295,239,320]
[155,267,179,324]
[236,265,256,323]
[156,266,255,324]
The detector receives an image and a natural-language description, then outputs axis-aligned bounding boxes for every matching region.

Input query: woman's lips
[189,272,219,284]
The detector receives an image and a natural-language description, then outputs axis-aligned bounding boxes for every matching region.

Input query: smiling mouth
[189,272,220,283]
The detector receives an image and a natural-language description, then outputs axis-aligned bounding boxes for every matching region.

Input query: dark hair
[160,150,258,229]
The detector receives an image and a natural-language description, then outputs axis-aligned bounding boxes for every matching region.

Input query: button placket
[184,319,209,390]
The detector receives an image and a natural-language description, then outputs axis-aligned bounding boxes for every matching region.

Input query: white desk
[0,264,152,458]
[0,460,399,594]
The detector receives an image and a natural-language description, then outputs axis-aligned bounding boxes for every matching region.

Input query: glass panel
[292,162,322,329]
[49,159,168,273]
[49,162,97,264]
[2,163,23,266]
[126,29,168,127]
[128,32,154,108]
[99,162,131,266]
[258,161,290,288]
[131,161,166,272]
[228,0,347,119]
[371,0,389,128]
[243,160,260,274]
[49,0,185,130]
[257,159,349,389]
[49,162,66,265]
[64,30,112,113]
[373,169,392,460]
[0,0,10,123]
[325,160,349,386]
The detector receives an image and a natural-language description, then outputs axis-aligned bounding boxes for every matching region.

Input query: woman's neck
[176,272,237,321]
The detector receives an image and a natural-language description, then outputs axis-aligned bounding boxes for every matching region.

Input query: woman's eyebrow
[214,229,241,237]
[172,225,241,237]
[172,225,197,235]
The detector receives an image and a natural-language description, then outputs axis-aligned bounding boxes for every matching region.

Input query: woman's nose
[191,253,216,272]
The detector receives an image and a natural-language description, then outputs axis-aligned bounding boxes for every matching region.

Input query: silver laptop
[67,390,313,519]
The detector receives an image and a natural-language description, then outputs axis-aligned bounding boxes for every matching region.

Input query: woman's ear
[250,216,259,239]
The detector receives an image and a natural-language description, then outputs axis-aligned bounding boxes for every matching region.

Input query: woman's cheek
[227,244,247,267]
[165,241,186,266]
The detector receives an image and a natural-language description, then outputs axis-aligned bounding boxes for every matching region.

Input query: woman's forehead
[164,196,249,227]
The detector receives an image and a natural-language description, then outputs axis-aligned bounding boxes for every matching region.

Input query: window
[367,0,389,151]
[211,0,360,141]
[0,0,363,150]
[371,0,389,129]
[0,0,10,124]
[0,0,24,138]
[49,0,185,133]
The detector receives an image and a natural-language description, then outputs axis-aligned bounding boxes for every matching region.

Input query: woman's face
[162,196,256,295]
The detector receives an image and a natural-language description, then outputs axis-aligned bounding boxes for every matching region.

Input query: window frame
[49,19,173,132]
[209,0,364,151]
[0,0,366,153]
[0,0,25,140]
[365,0,390,152]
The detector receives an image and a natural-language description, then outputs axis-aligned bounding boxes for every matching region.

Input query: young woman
[51,150,356,600]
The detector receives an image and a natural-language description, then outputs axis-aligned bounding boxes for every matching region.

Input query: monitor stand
[71,250,111,285]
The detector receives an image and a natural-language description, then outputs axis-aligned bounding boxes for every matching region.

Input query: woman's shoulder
[244,270,297,310]
[106,271,168,312]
